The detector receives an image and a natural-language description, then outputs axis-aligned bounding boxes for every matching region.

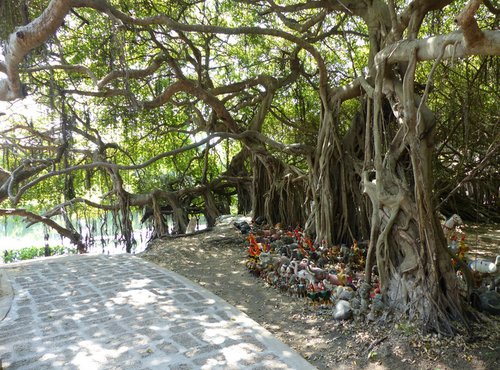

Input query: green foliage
[0,0,26,39]
[2,245,76,263]
[0,0,498,227]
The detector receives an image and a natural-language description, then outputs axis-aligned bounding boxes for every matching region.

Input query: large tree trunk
[363,53,469,334]
[252,151,307,228]
[224,148,252,214]
[308,107,369,245]
[202,188,221,227]
[308,112,338,245]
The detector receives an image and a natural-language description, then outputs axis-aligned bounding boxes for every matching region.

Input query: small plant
[3,250,16,263]
[18,246,43,261]
[395,321,416,336]
[2,245,76,263]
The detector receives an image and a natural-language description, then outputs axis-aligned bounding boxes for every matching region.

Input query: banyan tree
[1,0,499,333]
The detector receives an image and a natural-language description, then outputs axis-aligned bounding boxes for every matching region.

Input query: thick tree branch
[9,128,311,205]
[97,53,169,89]
[27,64,98,85]
[257,0,366,15]
[67,0,331,107]
[62,89,128,97]
[0,0,72,100]
[266,0,327,32]
[0,208,85,252]
[0,163,50,203]
[375,30,500,67]
[394,1,454,41]
[455,0,485,47]
[40,197,118,221]
[144,79,240,133]
[484,0,500,15]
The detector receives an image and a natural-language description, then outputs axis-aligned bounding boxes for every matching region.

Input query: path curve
[0,254,316,369]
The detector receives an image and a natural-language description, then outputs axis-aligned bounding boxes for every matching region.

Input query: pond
[1,213,209,263]
[1,213,151,258]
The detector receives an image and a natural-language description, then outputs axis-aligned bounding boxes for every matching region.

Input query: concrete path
[0,254,315,370]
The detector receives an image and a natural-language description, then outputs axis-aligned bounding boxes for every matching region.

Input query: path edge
[134,254,318,370]
[0,269,13,321]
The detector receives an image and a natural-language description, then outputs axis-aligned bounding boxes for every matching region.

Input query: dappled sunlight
[0,254,310,369]
[198,325,243,345]
[68,312,85,321]
[361,363,388,370]
[221,342,267,363]
[71,351,104,369]
[107,289,158,307]
[126,278,153,289]
[240,280,255,286]
[235,304,249,312]
[70,339,130,368]
[463,224,500,260]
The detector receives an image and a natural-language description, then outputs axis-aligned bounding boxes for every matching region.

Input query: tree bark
[362,44,470,333]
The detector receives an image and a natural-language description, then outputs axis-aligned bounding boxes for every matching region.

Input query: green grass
[2,245,76,263]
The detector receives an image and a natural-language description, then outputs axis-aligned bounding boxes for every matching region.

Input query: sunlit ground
[462,223,500,260]
[0,255,311,369]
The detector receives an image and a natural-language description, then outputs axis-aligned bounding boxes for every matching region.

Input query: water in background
[0,213,208,261]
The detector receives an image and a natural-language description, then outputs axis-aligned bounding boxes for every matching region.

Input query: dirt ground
[139,222,500,370]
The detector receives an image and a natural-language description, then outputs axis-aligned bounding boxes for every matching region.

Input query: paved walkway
[0,254,315,369]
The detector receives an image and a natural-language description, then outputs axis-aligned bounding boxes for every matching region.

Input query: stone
[360,298,369,311]
[350,297,361,309]
[338,289,354,301]
[372,293,385,313]
[333,299,352,320]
